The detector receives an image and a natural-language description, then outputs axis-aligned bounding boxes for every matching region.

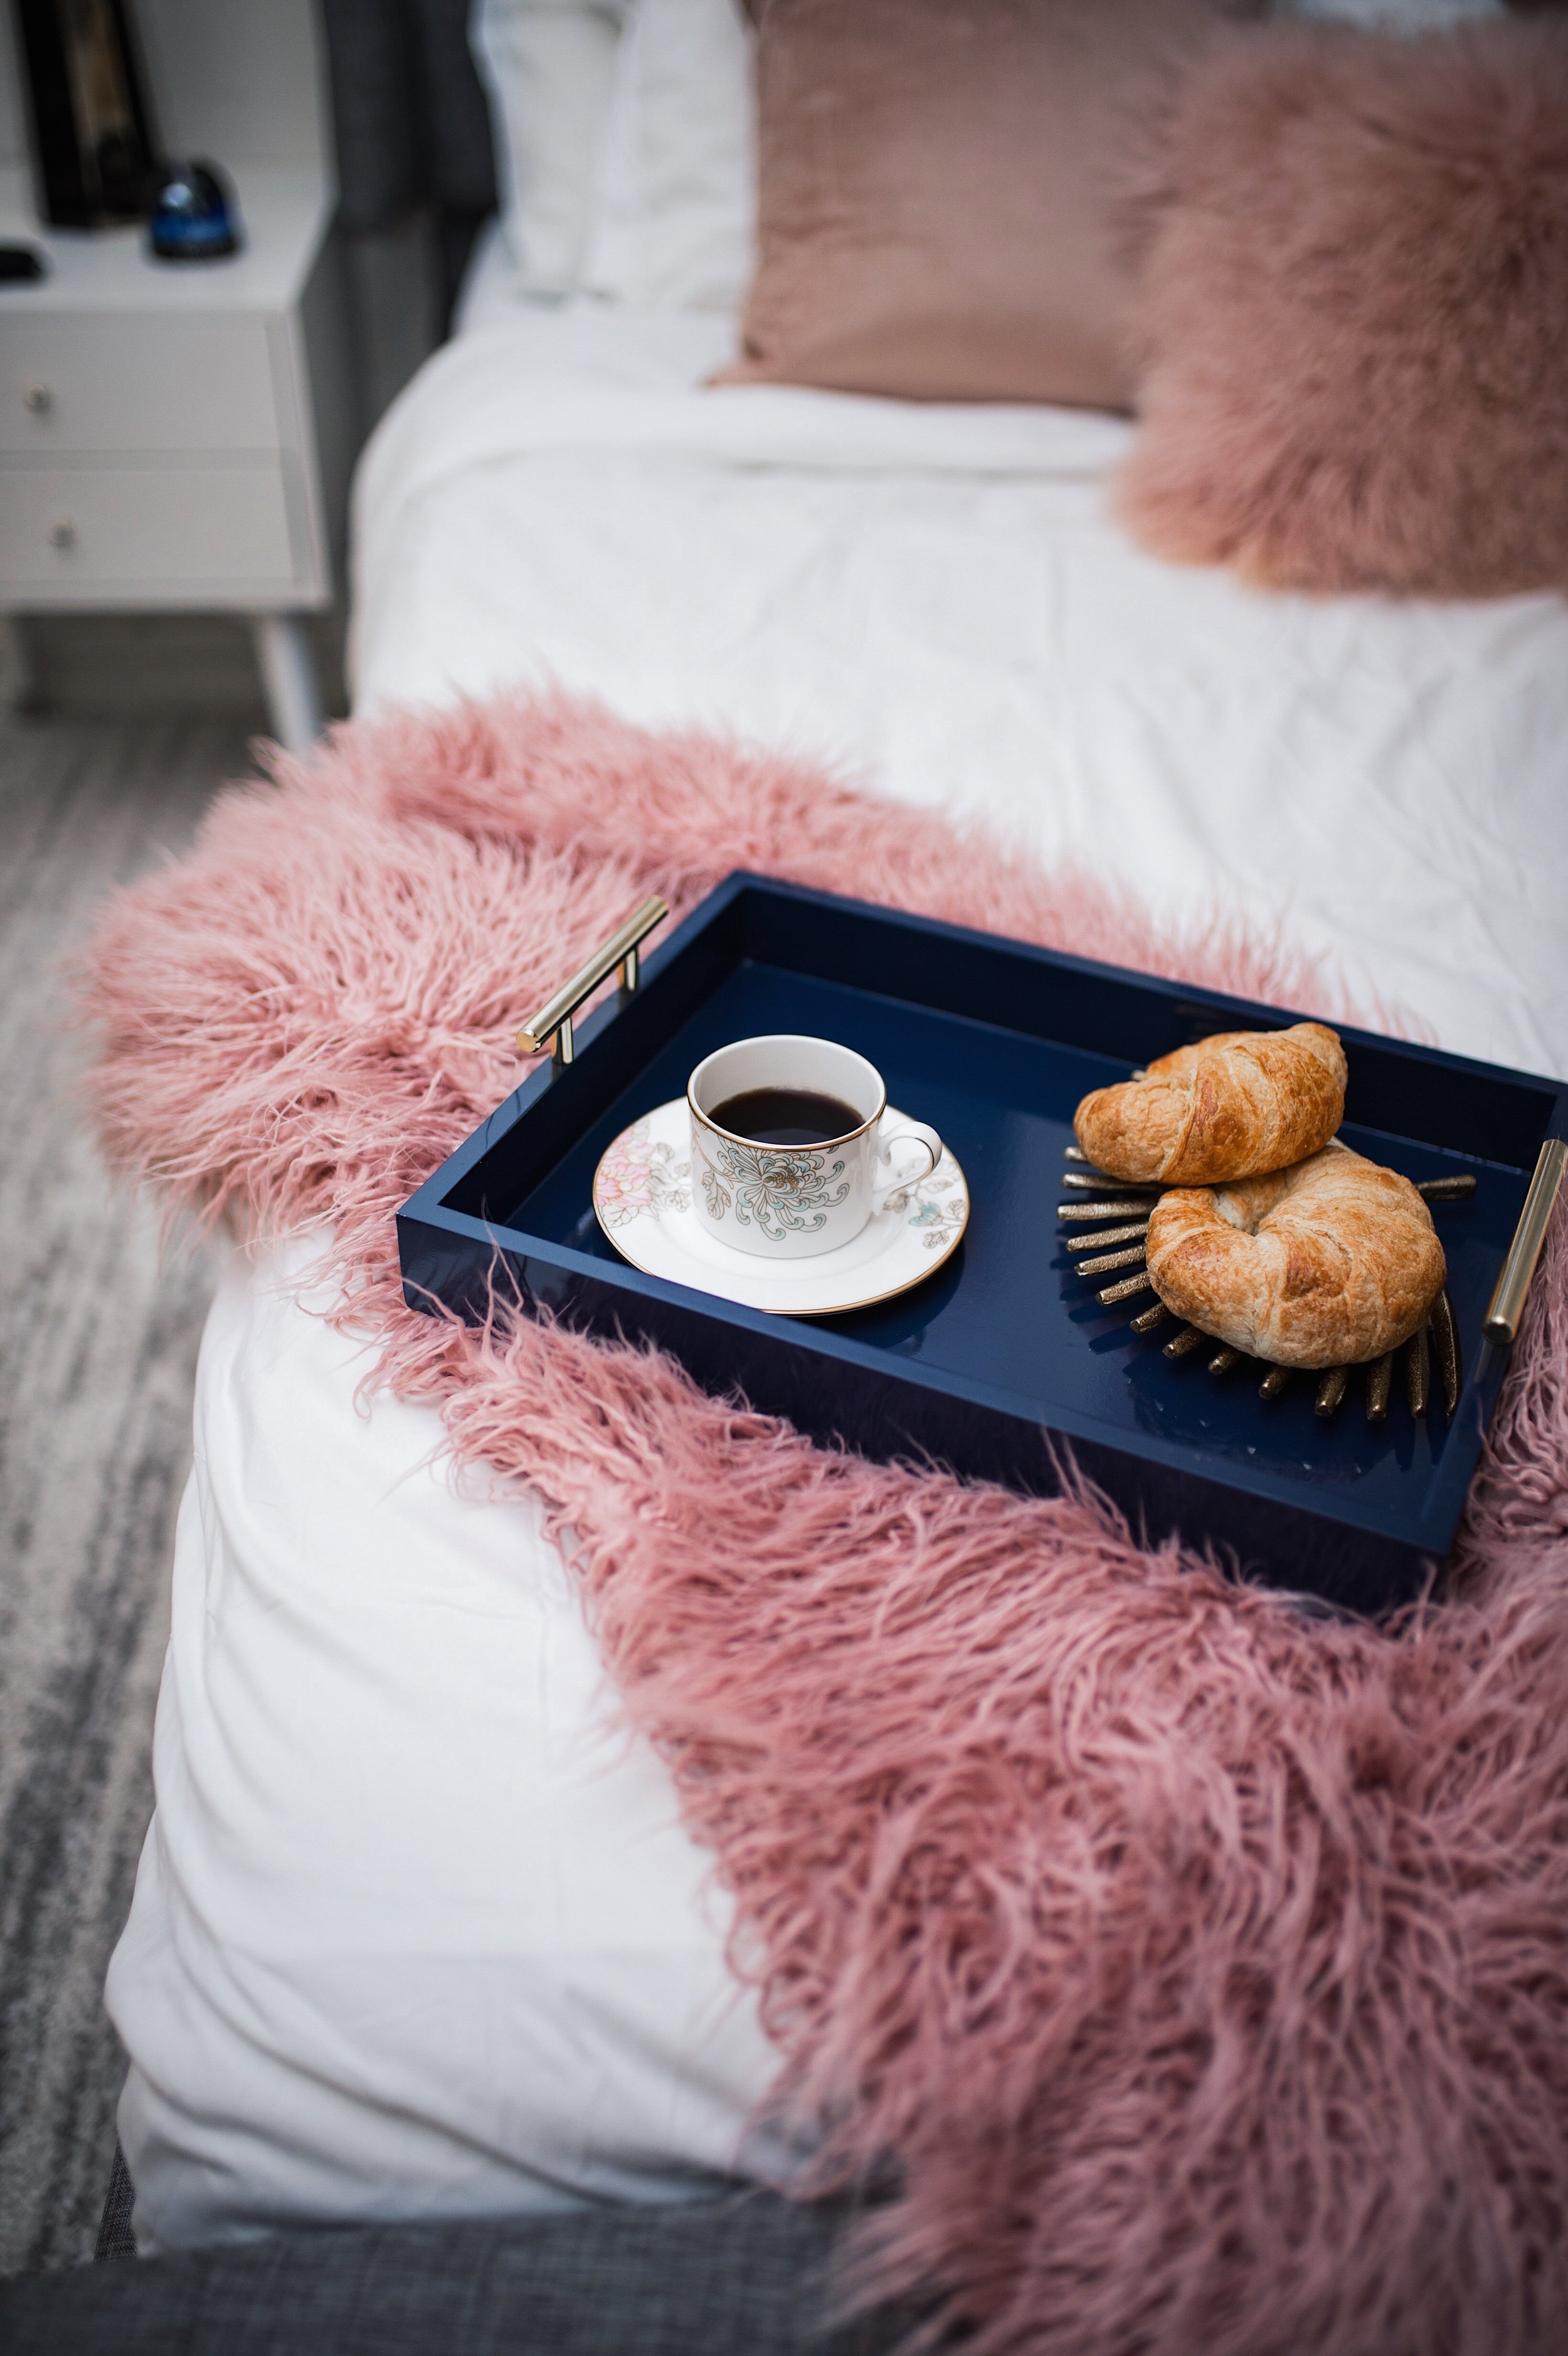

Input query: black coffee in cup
[708,1087,861,1147]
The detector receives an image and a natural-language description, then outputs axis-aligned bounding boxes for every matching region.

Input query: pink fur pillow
[1118,21,1568,597]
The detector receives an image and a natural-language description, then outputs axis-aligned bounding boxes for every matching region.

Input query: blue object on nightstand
[148,161,240,262]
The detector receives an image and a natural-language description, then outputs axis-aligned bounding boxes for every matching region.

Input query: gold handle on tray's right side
[1483,1136,1567,1347]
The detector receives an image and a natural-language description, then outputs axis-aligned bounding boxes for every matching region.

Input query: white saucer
[593,1098,969,1317]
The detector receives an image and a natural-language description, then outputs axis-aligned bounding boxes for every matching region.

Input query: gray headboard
[320,0,498,318]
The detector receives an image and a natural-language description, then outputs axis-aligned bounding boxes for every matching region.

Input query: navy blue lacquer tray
[398,874,1567,1615]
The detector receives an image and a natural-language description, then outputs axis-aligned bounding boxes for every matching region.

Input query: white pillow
[470,0,630,297]
[583,0,756,312]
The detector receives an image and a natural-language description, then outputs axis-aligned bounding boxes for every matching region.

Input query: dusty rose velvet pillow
[1118,21,1568,597]
[723,0,1262,411]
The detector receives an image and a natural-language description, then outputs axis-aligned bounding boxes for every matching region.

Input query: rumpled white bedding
[355,280,1568,1082]
[113,267,1568,2252]
[109,1238,794,2253]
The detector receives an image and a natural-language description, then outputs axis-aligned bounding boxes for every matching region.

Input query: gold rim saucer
[592,1098,968,1319]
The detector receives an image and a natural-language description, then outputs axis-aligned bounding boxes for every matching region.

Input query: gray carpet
[0,712,250,2273]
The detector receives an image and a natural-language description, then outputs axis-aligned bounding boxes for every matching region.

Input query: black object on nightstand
[14,0,157,227]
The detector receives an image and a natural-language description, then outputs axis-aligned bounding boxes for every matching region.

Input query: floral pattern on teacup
[882,1158,969,1251]
[594,1116,691,1228]
[699,1138,852,1243]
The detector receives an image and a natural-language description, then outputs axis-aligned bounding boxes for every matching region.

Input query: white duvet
[357,267,1568,1081]
[112,265,1568,2251]
[110,1239,795,2251]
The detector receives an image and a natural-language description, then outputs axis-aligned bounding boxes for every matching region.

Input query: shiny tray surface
[398,874,1567,1611]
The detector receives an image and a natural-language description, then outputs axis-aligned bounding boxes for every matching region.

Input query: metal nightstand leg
[250,613,322,755]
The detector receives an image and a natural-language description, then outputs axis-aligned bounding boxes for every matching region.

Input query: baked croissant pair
[1073,1025,1446,1369]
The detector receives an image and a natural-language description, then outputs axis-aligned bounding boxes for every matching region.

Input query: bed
[107,0,1568,2261]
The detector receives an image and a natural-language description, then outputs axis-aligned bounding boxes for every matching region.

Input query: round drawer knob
[24,383,53,417]
[48,519,76,552]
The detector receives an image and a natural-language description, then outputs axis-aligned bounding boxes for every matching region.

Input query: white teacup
[687,1035,943,1260]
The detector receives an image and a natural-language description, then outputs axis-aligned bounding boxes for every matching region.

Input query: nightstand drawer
[0,464,296,592]
[0,317,280,454]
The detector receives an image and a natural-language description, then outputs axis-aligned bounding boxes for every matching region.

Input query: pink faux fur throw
[81,696,1568,2356]
[1118,19,1568,598]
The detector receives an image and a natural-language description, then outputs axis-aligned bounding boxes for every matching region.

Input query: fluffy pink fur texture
[1118,19,1568,597]
[80,696,1568,2356]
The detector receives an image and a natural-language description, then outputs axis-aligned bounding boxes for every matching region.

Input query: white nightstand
[0,166,353,752]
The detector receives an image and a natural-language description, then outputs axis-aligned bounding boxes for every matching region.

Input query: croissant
[1074,1022,1347,1186]
[1145,1140,1446,1367]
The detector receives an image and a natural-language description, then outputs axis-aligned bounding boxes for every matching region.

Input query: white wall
[1,0,331,212]
[135,0,329,173]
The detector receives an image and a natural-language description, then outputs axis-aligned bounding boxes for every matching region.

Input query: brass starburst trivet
[1059,1145,1474,1423]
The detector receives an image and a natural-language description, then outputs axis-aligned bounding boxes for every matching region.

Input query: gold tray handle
[516,896,669,1069]
[1483,1136,1567,1347]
